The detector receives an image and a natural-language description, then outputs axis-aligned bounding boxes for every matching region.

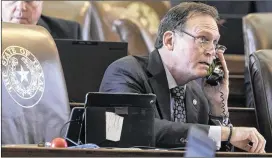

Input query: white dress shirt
[163,63,222,150]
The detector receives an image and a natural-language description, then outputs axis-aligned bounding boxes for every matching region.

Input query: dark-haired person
[2,1,82,39]
[100,2,266,153]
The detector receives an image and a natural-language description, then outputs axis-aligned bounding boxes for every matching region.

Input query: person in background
[2,1,82,39]
[99,2,266,153]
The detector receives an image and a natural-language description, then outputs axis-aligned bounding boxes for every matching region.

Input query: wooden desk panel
[2,146,272,157]
[228,75,245,107]
[229,107,258,128]
[224,54,245,76]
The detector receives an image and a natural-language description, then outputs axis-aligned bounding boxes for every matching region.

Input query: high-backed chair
[248,49,272,152]
[89,1,170,45]
[1,23,70,144]
[243,13,272,65]
[243,13,272,107]
[42,1,92,40]
[112,19,149,56]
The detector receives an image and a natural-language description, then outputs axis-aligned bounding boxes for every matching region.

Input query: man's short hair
[154,2,219,49]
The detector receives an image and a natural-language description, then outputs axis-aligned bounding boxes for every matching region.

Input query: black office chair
[248,49,272,152]
[243,13,272,108]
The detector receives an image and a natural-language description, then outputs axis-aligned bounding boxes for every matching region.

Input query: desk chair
[2,22,70,144]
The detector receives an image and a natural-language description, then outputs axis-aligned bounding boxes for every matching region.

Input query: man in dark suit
[2,1,82,39]
[100,2,266,153]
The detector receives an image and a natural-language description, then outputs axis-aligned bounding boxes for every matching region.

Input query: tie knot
[170,86,185,98]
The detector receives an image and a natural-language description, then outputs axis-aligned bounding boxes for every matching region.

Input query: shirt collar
[162,62,186,90]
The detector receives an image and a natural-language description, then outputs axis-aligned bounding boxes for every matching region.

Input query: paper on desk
[106,112,124,142]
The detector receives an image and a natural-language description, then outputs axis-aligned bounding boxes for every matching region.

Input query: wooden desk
[2,146,272,157]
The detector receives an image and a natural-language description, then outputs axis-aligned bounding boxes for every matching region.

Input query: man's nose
[205,48,216,56]
[16,1,27,11]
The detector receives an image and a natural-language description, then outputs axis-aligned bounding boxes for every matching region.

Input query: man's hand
[203,50,229,116]
[222,127,266,153]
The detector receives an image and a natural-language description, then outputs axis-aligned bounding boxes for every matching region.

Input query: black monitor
[55,39,128,103]
[218,17,244,54]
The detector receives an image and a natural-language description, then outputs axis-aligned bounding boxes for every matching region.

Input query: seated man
[2,1,82,39]
[100,2,266,153]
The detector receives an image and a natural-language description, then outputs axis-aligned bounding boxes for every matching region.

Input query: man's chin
[11,18,30,24]
[196,69,209,78]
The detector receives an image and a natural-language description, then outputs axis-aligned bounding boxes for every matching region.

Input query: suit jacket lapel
[185,83,199,123]
[147,50,171,120]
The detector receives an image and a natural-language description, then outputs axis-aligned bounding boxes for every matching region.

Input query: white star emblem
[17,65,29,83]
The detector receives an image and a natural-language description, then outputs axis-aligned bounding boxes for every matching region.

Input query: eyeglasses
[174,30,227,53]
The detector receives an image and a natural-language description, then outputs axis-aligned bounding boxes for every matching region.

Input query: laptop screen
[55,40,128,103]
[84,92,156,148]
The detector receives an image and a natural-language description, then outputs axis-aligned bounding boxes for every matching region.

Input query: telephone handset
[205,48,229,126]
[206,56,224,86]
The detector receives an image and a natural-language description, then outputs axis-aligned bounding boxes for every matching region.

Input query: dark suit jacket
[37,15,82,40]
[100,49,227,148]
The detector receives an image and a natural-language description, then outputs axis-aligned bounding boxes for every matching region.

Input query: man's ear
[163,31,174,51]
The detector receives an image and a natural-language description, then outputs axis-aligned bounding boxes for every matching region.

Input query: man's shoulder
[38,15,81,39]
[109,55,149,71]
[40,15,80,28]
